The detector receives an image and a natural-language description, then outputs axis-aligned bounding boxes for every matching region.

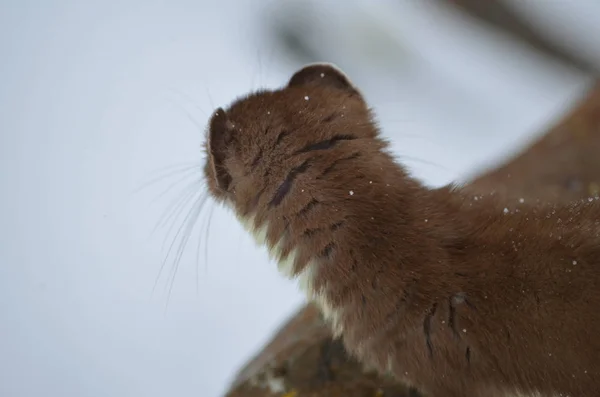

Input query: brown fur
[204,63,600,397]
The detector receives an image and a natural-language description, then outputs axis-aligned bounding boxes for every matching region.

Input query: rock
[223,82,600,397]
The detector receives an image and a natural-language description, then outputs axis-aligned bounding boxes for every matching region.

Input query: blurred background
[1,1,599,396]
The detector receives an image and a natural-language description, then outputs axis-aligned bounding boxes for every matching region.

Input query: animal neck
[238,150,464,306]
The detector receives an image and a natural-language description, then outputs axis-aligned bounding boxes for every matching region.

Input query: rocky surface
[223,82,600,397]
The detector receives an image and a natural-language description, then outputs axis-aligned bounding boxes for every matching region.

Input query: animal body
[203,63,600,397]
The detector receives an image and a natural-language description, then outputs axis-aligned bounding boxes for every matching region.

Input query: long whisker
[150,167,201,204]
[195,198,210,295]
[165,94,207,133]
[203,201,215,276]
[395,154,452,173]
[147,161,200,176]
[160,183,202,253]
[205,86,215,113]
[164,192,208,312]
[166,88,208,118]
[194,186,213,294]
[151,185,201,296]
[149,182,201,241]
[162,193,201,309]
[133,163,200,194]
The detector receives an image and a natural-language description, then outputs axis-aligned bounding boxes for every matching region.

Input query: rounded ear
[287,62,359,94]
[207,108,234,191]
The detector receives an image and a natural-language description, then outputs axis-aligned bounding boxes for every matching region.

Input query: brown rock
[223,82,600,397]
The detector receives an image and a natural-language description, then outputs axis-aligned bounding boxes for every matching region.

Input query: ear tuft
[288,62,358,94]
[207,107,234,191]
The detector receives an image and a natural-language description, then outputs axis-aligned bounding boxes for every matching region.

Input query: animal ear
[207,108,234,191]
[287,62,358,94]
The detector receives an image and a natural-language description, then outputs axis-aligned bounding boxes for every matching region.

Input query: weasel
[203,63,600,397]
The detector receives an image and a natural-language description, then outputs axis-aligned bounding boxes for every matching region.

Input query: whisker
[205,86,215,113]
[150,168,200,204]
[166,97,207,134]
[204,201,215,275]
[257,48,263,89]
[160,191,201,298]
[159,182,202,252]
[151,186,201,296]
[164,192,208,312]
[163,207,198,310]
[195,194,212,295]
[166,87,208,118]
[148,162,200,176]
[133,163,200,194]
[150,182,200,240]
[395,154,452,173]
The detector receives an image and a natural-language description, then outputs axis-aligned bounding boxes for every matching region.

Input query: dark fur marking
[408,388,422,397]
[303,228,318,238]
[275,129,291,146]
[320,242,335,258]
[322,112,338,123]
[466,347,471,365]
[304,220,345,238]
[248,186,266,212]
[448,297,460,339]
[424,303,437,359]
[298,198,319,217]
[464,298,477,311]
[295,134,356,154]
[250,148,263,169]
[318,153,361,179]
[330,220,345,231]
[269,161,310,207]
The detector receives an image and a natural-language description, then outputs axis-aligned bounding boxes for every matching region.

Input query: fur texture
[204,63,600,397]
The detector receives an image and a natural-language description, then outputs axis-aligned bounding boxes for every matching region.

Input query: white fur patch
[238,212,344,334]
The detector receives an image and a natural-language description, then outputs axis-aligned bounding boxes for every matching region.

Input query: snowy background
[0,1,598,397]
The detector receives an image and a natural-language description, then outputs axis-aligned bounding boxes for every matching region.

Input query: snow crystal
[503,208,509,214]
[304,96,309,101]
[573,260,578,265]
[519,198,525,203]
[349,190,354,196]
[320,73,325,78]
